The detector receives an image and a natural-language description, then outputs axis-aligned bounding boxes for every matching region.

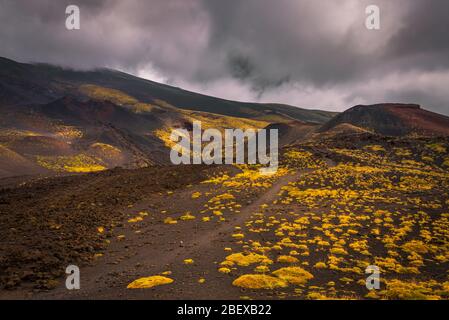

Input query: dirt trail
[30,168,309,300]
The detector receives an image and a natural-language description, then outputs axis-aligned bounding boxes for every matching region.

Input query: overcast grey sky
[0,0,448,115]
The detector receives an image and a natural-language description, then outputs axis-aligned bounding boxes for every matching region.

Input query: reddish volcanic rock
[320,103,449,136]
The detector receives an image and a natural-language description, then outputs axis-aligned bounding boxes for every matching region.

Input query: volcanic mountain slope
[0,56,339,178]
[265,121,319,146]
[263,103,449,147]
[319,103,449,136]
[0,93,273,178]
[0,97,167,177]
[2,56,449,180]
[0,144,47,178]
[0,56,336,124]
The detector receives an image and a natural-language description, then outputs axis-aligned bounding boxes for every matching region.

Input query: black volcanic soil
[0,135,448,300]
[0,165,231,291]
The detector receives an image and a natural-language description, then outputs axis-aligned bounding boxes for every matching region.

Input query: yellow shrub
[164,217,177,224]
[232,275,288,289]
[128,216,143,223]
[426,143,446,153]
[225,252,271,266]
[277,255,299,263]
[218,267,231,274]
[379,279,440,300]
[272,267,313,285]
[191,192,202,199]
[254,265,270,273]
[330,247,348,255]
[401,240,428,254]
[180,213,196,221]
[127,276,173,289]
[314,262,327,269]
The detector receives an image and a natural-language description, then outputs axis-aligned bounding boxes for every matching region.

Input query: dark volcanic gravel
[0,165,224,290]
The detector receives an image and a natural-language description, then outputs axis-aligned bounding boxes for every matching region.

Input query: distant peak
[352,103,421,110]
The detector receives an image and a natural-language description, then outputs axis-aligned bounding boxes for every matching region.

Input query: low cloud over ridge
[0,0,448,115]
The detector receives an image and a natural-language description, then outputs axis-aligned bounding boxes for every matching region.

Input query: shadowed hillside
[0,57,336,124]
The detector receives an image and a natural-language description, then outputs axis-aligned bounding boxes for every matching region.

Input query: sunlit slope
[0,81,272,177]
[0,56,338,177]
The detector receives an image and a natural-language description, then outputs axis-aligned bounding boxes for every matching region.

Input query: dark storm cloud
[0,0,210,73]
[205,0,366,86]
[0,0,448,114]
[386,0,449,66]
